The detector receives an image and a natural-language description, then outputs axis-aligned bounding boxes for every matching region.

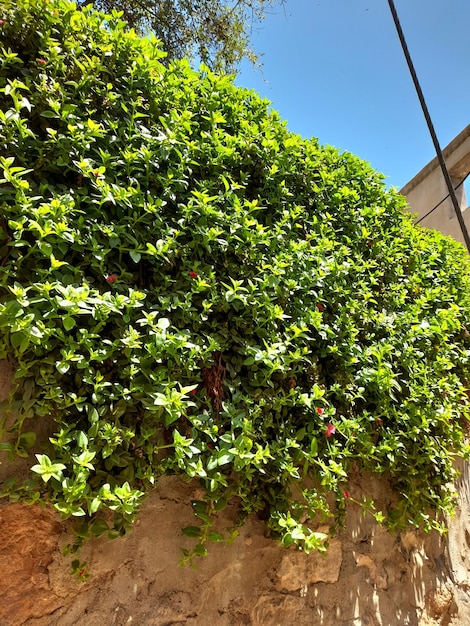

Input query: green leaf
[217,451,234,466]
[17,431,36,449]
[77,431,88,449]
[73,450,96,470]
[310,438,318,457]
[63,317,75,331]
[91,519,109,537]
[208,530,225,542]
[31,454,66,482]
[182,525,202,538]
[56,361,70,374]
[88,497,101,515]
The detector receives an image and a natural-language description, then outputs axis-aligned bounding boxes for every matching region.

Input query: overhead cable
[387,0,470,253]
[415,172,470,225]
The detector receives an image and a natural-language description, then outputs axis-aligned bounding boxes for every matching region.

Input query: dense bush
[1,0,470,564]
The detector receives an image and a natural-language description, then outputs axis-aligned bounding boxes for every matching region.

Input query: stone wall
[1,472,470,625]
[1,358,470,626]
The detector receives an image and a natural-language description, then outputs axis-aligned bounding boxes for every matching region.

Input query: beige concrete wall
[401,125,470,246]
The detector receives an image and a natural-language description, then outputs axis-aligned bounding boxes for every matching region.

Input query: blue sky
[235,0,470,190]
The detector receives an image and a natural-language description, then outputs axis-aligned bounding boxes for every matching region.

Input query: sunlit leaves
[1,0,470,564]
[31,454,66,482]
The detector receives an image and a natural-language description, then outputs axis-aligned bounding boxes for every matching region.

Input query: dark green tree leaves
[78,0,282,72]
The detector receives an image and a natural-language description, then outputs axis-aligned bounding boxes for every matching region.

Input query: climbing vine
[1,0,470,565]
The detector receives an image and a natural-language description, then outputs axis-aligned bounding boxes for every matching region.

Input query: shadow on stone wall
[1,359,470,626]
[1,472,469,626]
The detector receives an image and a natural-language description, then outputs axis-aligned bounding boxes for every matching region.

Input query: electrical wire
[415,172,470,225]
[387,0,470,253]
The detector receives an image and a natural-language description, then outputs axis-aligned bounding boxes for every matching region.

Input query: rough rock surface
[0,472,468,626]
[1,360,470,625]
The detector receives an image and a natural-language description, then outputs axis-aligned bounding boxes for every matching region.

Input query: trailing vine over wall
[1,0,470,566]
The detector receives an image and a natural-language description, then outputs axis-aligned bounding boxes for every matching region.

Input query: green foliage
[78,0,281,73]
[1,0,470,562]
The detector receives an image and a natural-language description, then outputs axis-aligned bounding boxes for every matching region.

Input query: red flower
[316,407,324,415]
[37,58,46,65]
[0,20,6,26]
[325,423,336,438]
[93,171,99,178]
[106,274,117,284]
[189,271,198,278]
[207,443,214,449]
[376,418,382,427]
[344,491,350,499]
[190,389,197,395]
[316,303,324,312]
